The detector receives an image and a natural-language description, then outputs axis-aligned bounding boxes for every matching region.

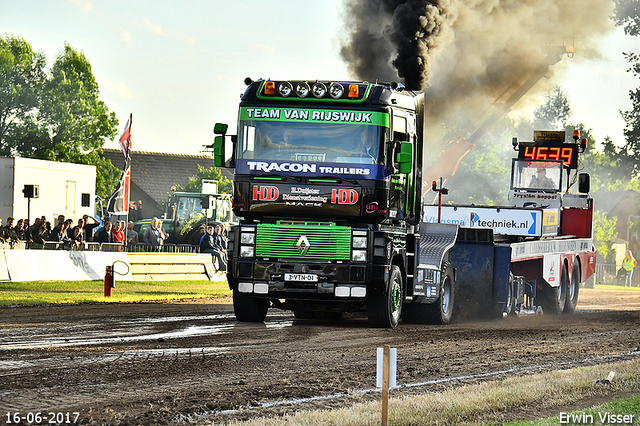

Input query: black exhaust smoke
[340,0,616,118]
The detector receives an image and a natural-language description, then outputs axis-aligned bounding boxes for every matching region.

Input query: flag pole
[125,113,132,252]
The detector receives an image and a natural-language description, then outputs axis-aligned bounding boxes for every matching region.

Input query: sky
[0,0,638,156]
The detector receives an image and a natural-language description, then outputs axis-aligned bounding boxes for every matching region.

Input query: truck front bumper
[232,260,387,300]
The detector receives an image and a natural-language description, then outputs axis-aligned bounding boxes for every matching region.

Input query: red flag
[107,164,131,215]
[119,114,132,159]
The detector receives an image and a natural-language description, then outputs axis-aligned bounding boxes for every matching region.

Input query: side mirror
[214,123,228,135]
[578,173,590,194]
[213,136,225,167]
[386,141,398,174]
[396,141,413,174]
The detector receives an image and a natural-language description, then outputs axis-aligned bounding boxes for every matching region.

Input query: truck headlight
[352,236,367,249]
[240,233,255,244]
[278,81,293,97]
[352,250,367,262]
[329,82,344,99]
[296,82,310,98]
[240,246,255,258]
[312,82,327,98]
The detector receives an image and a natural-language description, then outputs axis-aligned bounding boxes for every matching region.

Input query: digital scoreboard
[517,131,579,169]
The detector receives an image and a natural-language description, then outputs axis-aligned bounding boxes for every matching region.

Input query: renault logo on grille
[296,236,310,255]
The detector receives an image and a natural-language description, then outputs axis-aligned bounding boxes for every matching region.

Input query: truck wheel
[233,289,269,322]
[539,264,568,315]
[368,265,403,328]
[563,261,581,314]
[423,263,455,324]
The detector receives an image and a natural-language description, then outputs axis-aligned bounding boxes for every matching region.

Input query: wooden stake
[382,345,390,426]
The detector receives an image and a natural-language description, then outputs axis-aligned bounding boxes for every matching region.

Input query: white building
[0,157,96,223]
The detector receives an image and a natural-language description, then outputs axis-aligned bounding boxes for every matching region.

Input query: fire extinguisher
[103,260,129,298]
[104,265,115,297]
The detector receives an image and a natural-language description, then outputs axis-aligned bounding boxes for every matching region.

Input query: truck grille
[255,222,351,260]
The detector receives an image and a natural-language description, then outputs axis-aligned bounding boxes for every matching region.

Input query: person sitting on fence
[200,225,227,272]
[213,225,224,250]
[213,225,228,265]
[191,224,206,246]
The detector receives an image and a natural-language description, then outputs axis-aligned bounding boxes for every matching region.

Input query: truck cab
[215,79,426,327]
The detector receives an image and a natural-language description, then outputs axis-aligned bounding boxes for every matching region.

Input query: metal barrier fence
[595,263,640,286]
[0,241,200,253]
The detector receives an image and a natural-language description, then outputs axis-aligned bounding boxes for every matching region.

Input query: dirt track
[1,287,640,425]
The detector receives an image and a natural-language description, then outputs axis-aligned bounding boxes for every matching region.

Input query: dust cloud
[340,0,616,135]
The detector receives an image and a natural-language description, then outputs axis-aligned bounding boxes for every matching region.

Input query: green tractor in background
[134,180,234,246]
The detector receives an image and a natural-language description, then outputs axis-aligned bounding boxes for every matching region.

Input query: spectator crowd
[0,214,230,262]
[0,213,140,250]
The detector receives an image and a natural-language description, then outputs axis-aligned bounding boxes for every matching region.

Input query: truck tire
[539,264,568,315]
[563,261,580,314]
[233,289,269,322]
[367,265,403,328]
[423,263,455,324]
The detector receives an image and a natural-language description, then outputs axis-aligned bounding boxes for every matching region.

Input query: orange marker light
[348,84,359,98]
[264,81,275,95]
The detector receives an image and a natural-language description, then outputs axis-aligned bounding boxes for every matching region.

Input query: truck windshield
[174,196,233,225]
[511,160,563,192]
[237,120,386,165]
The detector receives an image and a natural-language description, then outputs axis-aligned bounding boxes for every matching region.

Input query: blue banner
[236,159,387,180]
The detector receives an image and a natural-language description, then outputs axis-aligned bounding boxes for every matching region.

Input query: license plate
[284,273,318,282]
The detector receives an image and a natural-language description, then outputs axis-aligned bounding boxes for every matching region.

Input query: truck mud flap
[417,223,458,269]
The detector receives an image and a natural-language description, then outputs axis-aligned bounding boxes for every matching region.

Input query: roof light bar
[259,80,367,100]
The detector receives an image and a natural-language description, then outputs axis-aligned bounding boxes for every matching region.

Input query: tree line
[0,36,121,198]
[1,1,638,259]
[445,1,639,262]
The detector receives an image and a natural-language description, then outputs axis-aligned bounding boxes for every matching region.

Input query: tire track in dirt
[0,289,639,425]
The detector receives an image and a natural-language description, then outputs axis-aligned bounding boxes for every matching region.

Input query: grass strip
[221,359,640,426]
[0,279,230,306]
[591,284,640,292]
[505,394,640,425]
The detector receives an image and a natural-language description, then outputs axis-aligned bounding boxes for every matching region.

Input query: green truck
[213,77,595,328]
